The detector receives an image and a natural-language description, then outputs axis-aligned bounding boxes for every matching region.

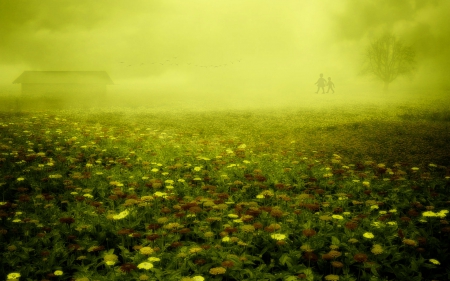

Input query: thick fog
[1,0,449,109]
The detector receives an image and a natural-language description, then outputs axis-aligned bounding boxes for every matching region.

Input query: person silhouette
[315,73,327,94]
[326,77,335,93]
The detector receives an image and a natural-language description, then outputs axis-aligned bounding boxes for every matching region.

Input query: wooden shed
[13,71,113,97]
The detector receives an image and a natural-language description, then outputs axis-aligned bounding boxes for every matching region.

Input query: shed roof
[13,71,114,84]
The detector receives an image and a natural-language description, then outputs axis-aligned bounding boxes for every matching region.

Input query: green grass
[0,91,450,281]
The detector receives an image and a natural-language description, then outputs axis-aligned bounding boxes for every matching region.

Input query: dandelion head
[241,225,255,233]
[271,233,286,241]
[137,262,154,270]
[325,274,340,281]
[429,259,440,265]
[104,254,118,262]
[328,250,342,258]
[402,239,417,247]
[371,244,384,255]
[140,247,154,255]
[348,238,359,244]
[209,267,227,275]
[189,247,203,254]
[331,261,344,268]
[7,273,21,279]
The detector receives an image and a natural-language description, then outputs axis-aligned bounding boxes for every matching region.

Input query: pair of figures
[315,73,334,94]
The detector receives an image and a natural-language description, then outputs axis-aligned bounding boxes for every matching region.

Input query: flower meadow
[1,99,450,281]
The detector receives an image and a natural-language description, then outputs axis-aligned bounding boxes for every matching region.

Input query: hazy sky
[1,0,449,96]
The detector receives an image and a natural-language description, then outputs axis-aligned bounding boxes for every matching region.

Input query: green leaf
[331,236,340,245]
[241,268,254,279]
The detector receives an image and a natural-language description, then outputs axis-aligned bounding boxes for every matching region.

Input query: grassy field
[0,90,450,280]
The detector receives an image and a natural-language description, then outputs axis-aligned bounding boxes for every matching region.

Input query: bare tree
[362,34,416,91]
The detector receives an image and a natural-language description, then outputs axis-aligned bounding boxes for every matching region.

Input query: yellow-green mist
[0,0,449,109]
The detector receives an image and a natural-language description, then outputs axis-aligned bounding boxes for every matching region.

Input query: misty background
[1,0,449,109]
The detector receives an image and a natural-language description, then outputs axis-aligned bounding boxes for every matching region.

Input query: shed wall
[22,83,106,97]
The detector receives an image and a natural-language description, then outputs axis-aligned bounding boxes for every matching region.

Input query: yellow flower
[422,211,436,217]
[104,253,118,263]
[271,234,287,240]
[319,215,332,221]
[437,210,448,218]
[192,276,205,281]
[54,270,63,276]
[363,232,374,239]
[371,244,384,255]
[222,237,231,242]
[332,215,344,220]
[209,267,227,275]
[403,239,417,246]
[429,259,440,265]
[189,247,203,254]
[140,247,154,255]
[148,257,161,262]
[137,262,154,270]
[325,274,340,281]
[113,210,129,220]
[7,272,21,279]
[154,192,168,198]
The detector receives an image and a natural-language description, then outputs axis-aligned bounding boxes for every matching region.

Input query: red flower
[120,263,137,273]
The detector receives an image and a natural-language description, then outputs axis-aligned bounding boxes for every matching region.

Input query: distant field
[1,89,450,280]
[1,88,448,167]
